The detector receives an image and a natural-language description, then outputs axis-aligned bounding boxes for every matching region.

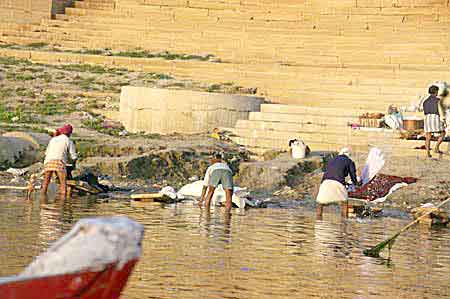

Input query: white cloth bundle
[360,147,385,185]
[290,140,307,159]
[177,180,247,208]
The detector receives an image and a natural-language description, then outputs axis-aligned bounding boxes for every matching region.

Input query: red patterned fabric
[349,174,417,201]
[44,160,66,173]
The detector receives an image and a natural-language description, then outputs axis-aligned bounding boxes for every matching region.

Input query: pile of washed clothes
[348,148,417,203]
[156,181,267,208]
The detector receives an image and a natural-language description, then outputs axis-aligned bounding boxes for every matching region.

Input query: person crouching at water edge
[41,124,78,200]
[316,147,360,218]
[198,152,234,213]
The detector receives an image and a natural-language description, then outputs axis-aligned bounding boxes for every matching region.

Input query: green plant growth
[57,64,128,75]
[36,95,77,115]
[114,50,214,61]
[0,56,31,66]
[82,117,125,136]
[206,84,222,92]
[26,42,48,49]
[0,103,33,123]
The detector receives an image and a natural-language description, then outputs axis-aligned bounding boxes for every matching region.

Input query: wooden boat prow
[0,216,144,299]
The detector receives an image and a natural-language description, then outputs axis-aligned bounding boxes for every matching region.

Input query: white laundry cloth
[360,148,385,185]
[177,180,247,208]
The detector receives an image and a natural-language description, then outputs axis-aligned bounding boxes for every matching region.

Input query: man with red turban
[41,124,77,200]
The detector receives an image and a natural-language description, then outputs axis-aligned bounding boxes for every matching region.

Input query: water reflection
[1,194,450,298]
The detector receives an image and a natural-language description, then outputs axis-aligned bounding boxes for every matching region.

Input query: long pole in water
[364,197,450,257]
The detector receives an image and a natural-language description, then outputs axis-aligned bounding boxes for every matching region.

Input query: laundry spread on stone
[349,174,417,201]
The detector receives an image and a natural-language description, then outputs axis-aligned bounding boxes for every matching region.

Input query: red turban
[58,124,73,136]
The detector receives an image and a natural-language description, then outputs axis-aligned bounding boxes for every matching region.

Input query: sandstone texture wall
[120,87,264,134]
[0,0,52,24]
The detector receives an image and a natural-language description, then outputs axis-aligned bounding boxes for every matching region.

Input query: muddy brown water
[1,193,450,298]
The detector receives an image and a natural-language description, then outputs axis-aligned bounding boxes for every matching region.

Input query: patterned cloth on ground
[348,174,417,201]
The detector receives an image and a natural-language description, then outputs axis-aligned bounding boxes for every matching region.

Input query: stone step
[74,1,115,10]
[259,104,380,116]
[230,133,430,156]
[230,126,400,142]
[230,135,428,155]
[247,112,360,126]
[235,119,353,133]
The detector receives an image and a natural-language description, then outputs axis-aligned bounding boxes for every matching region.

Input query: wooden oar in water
[364,197,450,258]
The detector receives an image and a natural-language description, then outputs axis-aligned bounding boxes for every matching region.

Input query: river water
[1,193,450,298]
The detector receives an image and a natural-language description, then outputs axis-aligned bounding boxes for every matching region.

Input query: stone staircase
[223,103,439,158]
[1,0,450,157]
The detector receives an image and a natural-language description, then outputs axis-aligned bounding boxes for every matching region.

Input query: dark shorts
[209,169,233,190]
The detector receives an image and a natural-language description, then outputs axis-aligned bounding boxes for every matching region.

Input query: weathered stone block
[120,87,264,134]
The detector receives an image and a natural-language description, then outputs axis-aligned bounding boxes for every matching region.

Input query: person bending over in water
[316,147,360,218]
[198,152,234,213]
[41,124,77,200]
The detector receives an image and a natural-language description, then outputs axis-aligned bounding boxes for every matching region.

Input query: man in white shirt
[198,152,234,213]
[41,124,78,200]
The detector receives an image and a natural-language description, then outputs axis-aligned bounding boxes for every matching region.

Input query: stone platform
[120,87,264,134]
[223,103,450,159]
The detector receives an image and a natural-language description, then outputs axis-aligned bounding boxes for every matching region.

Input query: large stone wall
[0,0,52,24]
[120,87,264,134]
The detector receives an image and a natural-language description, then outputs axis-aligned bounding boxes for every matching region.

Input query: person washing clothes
[41,124,77,200]
[316,147,360,218]
[423,85,446,158]
[198,152,234,213]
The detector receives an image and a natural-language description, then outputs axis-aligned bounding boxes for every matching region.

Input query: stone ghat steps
[30,23,450,56]
[228,131,430,158]
[4,31,449,68]
[56,5,450,23]
[61,4,450,29]
[62,6,450,32]
[0,45,447,88]
[40,17,450,42]
[41,20,450,44]
[38,18,450,49]
[37,20,449,48]
[0,46,446,111]
[229,130,426,151]
[30,15,450,66]
[2,37,449,81]
[113,1,450,20]
[236,119,356,133]
[247,111,359,125]
[131,0,450,12]
[74,1,115,10]
[230,126,400,142]
[259,104,379,116]
[244,144,431,159]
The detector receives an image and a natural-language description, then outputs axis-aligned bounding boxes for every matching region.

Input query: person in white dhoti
[316,148,360,218]
[423,85,446,158]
